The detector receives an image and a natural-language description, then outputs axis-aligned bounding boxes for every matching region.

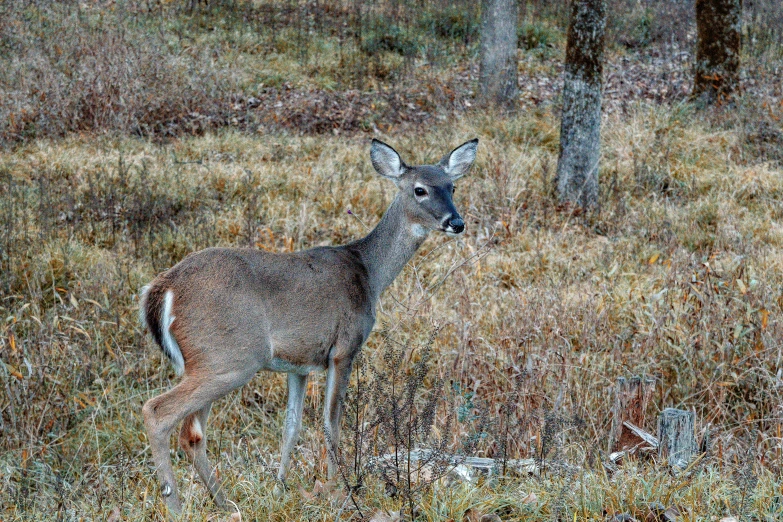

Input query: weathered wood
[555,0,607,208]
[694,0,742,101]
[609,422,658,465]
[370,448,539,482]
[610,376,656,452]
[699,423,711,455]
[479,0,518,109]
[623,422,659,449]
[657,408,697,470]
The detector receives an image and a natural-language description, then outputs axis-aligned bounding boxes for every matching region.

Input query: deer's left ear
[371,139,407,182]
[439,138,478,181]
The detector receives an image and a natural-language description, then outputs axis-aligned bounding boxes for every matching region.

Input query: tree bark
[555,0,606,209]
[479,0,518,110]
[658,408,697,471]
[694,0,742,102]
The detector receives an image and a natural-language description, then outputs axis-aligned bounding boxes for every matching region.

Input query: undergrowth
[1,1,782,520]
[1,104,782,519]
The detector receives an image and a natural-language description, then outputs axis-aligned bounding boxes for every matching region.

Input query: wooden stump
[658,408,696,470]
[610,376,655,453]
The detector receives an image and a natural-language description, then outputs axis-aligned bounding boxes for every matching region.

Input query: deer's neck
[349,196,427,300]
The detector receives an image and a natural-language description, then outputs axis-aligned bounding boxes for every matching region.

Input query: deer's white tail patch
[162,290,185,376]
[138,284,151,329]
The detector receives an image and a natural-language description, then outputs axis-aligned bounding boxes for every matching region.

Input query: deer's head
[370,138,478,237]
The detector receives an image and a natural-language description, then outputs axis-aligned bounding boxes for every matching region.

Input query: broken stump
[610,376,656,453]
[657,408,696,470]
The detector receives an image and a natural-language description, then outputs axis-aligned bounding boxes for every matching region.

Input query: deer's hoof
[272,482,286,499]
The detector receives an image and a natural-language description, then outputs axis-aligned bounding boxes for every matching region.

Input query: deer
[138,138,478,515]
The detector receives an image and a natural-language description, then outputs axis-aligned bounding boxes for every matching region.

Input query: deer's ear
[439,138,478,181]
[371,139,406,181]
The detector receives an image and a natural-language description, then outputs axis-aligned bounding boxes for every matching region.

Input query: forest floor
[1,1,783,520]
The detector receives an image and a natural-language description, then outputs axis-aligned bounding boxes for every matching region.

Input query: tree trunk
[555,0,606,209]
[694,0,742,102]
[479,0,518,110]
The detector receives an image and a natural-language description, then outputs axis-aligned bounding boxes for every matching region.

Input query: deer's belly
[264,328,335,374]
[267,357,325,375]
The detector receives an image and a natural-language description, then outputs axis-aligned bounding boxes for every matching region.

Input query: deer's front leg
[278,373,307,484]
[323,354,353,479]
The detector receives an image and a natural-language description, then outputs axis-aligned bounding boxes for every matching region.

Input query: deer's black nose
[448,217,465,234]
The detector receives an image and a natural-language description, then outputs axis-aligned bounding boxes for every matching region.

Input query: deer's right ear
[370,139,406,181]
[439,138,478,181]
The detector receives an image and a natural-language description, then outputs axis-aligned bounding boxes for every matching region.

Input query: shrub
[518,21,561,51]
[424,6,480,45]
[361,16,421,58]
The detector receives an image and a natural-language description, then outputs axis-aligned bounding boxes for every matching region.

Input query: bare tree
[479,0,518,109]
[694,0,742,101]
[555,0,607,209]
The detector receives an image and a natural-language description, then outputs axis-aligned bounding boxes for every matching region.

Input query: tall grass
[1,0,782,520]
[2,104,782,518]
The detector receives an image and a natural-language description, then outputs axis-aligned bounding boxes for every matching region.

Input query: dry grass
[2,104,782,519]
[2,1,783,521]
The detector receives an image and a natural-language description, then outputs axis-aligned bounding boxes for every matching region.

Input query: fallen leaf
[300,478,343,503]
[663,506,681,521]
[644,504,685,522]
[298,484,315,501]
[311,479,328,495]
[106,507,121,522]
[760,308,769,329]
[481,515,502,522]
[463,508,482,522]
[645,502,666,522]
[521,491,537,504]
[370,511,401,522]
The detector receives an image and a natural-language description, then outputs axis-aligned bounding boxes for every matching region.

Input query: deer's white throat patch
[411,224,428,238]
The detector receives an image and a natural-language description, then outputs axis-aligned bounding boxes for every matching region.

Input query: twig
[347,209,370,230]
[369,448,540,476]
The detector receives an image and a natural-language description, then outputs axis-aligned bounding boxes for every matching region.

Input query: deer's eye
[414,187,427,197]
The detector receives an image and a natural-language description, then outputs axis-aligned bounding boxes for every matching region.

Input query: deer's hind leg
[179,404,226,508]
[143,379,203,515]
[143,368,257,515]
